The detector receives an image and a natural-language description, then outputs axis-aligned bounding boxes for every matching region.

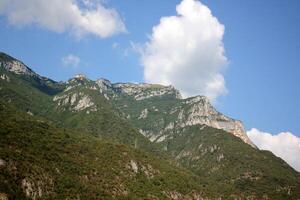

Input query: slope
[0,55,160,155]
[0,101,212,200]
[1,52,300,199]
[159,125,300,199]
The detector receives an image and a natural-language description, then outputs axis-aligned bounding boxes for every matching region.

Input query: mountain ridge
[64,75,255,147]
[1,52,300,199]
[0,52,254,147]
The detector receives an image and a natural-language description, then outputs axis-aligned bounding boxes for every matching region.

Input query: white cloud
[62,54,81,68]
[247,128,300,172]
[140,0,227,101]
[0,0,126,38]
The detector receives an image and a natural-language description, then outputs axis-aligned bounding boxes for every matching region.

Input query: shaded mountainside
[0,52,300,199]
[0,101,209,200]
[160,125,300,198]
[0,63,159,156]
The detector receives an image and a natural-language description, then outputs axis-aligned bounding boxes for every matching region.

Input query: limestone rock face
[113,83,182,100]
[53,92,96,112]
[138,109,149,119]
[177,96,255,147]
[0,74,10,82]
[74,95,95,111]
[112,85,255,147]
[1,59,36,76]
[96,78,112,92]
[51,73,254,147]
[74,74,87,81]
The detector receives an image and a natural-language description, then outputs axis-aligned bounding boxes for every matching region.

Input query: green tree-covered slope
[0,52,300,199]
[0,101,211,200]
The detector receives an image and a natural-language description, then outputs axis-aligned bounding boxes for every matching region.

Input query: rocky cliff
[50,74,255,147]
[0,53,37,77]
[0,53,254,147]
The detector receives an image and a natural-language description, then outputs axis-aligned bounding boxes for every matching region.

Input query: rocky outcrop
[118,91,255,147]
[177,96,255,147]
[74,74,87,81]
[127,159,160,179]
[130,160,139,173]
[21,176,54,200]
[0,58,36,77]
[0,74,10,82]
[113,83,182,100]
[138,109,149,119]
[0,53,58,88]
[74,95,95,111]
[51,73,254,147]
[21,178,42,200]
[53,92,96,112]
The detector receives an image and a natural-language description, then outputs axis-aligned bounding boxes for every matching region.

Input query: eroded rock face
[96,78,112,92]
[51,74,254,147]
[177,96,255,147]
[138,109,149,119]
[74,95,94,111]
[113,83,182,100]
[114,84,255,147]
[130,160,138,173]
[21,179,43,200]
[21,176,54,200]
[0,74,10,82]
[1,60,36,76]
[53,92,96,112]
[74,74,87,81]
[119,93,255,147]
[127,160,159,179]
[118,92,255,147]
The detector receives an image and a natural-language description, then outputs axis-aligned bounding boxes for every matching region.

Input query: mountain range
[0,52,299,200]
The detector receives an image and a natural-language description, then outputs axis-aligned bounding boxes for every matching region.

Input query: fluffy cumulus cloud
[141,0,227,100]
[62,54,81,68]
[247,128,300,172]
[0,0,126,38]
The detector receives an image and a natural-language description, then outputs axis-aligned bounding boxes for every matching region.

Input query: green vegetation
[0,52,300,199]
[0,101,208,199]
[160,125,300,199]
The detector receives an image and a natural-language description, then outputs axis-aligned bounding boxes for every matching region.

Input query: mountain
[0,100,209,200]
[53,75,254,147]
[0,52,300,199]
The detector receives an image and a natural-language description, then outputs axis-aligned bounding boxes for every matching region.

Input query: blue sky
[0,0,299,139]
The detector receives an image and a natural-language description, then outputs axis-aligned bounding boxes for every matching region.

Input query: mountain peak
[0,52,36,76]
[73,74,87,80]
[113,82,182,100]
[95,78,112,91]
[0,53,60,87]
[0,52,251,147]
